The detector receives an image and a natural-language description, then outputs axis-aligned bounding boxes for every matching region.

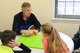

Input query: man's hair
[1,30,16,45]
[21,2,31,8]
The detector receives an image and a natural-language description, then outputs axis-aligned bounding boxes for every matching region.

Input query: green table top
[17,34,43,49]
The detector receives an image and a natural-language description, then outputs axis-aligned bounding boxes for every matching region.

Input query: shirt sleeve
[12,15,21,35]
[31,14,41,31]
[19,43,31,53]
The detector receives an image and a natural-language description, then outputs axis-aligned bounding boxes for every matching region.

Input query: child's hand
[7,40,21,48]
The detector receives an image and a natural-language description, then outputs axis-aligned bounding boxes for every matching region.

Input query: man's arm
[12,15,21,35]
[31,14,41,31]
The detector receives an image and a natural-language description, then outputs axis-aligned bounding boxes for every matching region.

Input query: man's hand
[31,30,38,35]
[20,30,38,36]
[20,30,32,35]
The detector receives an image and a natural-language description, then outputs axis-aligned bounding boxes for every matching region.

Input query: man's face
[22,7,32,17]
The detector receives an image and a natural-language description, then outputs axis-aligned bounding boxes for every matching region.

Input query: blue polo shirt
[12,12,41,35]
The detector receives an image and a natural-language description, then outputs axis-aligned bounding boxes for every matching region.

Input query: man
[12,2,41,35]
[0,30,31,53]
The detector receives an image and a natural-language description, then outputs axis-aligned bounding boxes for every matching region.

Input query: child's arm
[8,40,31,53]
[19,43,31,53]
[14,40,31,53]
[42,37,48,53]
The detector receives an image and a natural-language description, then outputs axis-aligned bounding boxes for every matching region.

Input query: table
[10,32,74,53]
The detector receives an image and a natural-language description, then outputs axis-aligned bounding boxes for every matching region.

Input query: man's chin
[27,14,31,17]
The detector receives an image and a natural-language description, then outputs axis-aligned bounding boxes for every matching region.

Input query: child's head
[0,31,2,38]
[41,23,66,53]
[1,30,16,46]
[41,23,53,35]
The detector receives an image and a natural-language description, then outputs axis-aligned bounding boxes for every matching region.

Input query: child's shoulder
[0,45,14,53]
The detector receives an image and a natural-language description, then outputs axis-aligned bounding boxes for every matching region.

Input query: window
[55,0,80,19]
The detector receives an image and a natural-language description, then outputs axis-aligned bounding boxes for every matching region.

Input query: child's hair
[0,31,2,38]
[41,23,66,53]
[1,30,16,45]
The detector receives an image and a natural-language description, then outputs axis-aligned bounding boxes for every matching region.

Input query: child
[41,23,69,53]
[0,31,2,38]
[0,30,31,53]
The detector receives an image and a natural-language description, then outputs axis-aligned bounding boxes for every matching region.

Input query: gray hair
[21,2,31,8]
